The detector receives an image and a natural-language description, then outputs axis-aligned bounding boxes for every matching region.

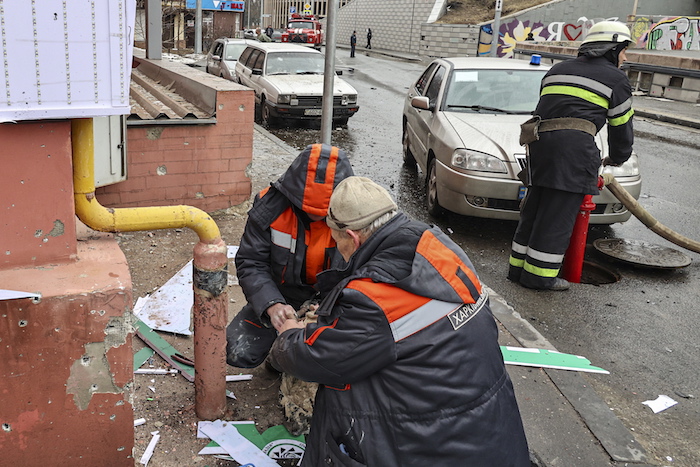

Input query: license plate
[304,108,322,116]
[518,186,527,200]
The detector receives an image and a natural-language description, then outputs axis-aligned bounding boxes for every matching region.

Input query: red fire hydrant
[562,176,604,283]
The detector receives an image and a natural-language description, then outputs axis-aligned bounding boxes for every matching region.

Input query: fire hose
[602,173,700,254]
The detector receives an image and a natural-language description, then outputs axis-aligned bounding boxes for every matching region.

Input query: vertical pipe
[490,0,502,57]
[193,239,229,420]
[320,0,338,144]
[195,0,202,54]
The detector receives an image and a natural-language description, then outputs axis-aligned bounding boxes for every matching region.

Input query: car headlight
[278,95,291,104]
[451,149,507,173]
[602,154,640,177]
[342,94,357,105]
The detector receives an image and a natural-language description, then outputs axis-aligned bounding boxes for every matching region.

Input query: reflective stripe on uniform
[542,74,613,98]
[511,241,527,255]
[524,261,560,278]
[271,228,297,253]
[509,256,525,267]
[608,108,634,126]
[541,85,610,109]
[608,97,632,117]
[526,247,565,264]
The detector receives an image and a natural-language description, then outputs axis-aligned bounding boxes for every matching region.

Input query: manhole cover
[593,238,692,269]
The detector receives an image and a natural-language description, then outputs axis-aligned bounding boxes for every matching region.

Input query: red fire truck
[280,13,324,50]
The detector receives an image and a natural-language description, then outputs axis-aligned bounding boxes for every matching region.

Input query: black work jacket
[271,214,530,466]
[529,55,634,194]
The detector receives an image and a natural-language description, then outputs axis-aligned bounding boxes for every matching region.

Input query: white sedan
[402,57,641,224]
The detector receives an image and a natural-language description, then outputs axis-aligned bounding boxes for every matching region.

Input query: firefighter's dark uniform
[509,53,634,289]
[226,144,353,368]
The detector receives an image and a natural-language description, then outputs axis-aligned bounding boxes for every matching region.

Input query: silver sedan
[402,57,641,224]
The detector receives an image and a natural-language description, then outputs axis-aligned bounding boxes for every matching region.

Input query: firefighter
[508,21,634,290]
[226,144,353,368]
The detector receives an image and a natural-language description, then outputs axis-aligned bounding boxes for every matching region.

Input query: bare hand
[266,303,297,331]
[277,318,307,334]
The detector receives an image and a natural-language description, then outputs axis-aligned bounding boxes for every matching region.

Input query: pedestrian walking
[350,30,356,57]
[270,176,530,466]
[509,21,635,290]
[366,27,372,49]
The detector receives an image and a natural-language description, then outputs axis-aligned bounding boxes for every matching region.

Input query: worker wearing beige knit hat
[270,175,528,467]
[325,176,398,260]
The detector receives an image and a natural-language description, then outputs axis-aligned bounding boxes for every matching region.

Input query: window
[415,63,437,96]
[239,47,253,66]
[252,51,265,71]
[425,66,445,109]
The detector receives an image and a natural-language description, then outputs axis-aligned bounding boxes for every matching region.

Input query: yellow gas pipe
[72,118,228,420]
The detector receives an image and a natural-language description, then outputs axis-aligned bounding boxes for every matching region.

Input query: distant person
[366,27,372,49]
[526,32,535,41]
[509,21,634,290]
[265,25,274,40]
[350,30,357,57]
[269,176,530,466]
[256,27,272,42]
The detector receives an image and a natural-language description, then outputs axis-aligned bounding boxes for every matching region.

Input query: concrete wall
[332,0,700,58]
[0,121,78,269]
[0,234,134,466]
[336,0,442,55]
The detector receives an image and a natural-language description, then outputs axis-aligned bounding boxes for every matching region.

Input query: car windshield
[224,43,247,61]
[265,52,324,75]
[443,68,547,114]
[289,21,315,29]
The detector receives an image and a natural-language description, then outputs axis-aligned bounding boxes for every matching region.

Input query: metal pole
[631,0,640,19]
[490,0,502,57]
[260,0,263,28]
[320,0,338,144]
[195,0,202,54]
[145,0,162,60]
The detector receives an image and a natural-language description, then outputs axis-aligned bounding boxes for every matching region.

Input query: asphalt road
[266,52,700,466]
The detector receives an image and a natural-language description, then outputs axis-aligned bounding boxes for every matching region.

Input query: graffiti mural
[639,17,700,51]
[480,17,625,58]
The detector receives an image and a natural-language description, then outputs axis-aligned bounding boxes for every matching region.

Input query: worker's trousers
[508,186,584,289]
[225,304,277,368]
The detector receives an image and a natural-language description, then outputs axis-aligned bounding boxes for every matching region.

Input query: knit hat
[326,176,398,230]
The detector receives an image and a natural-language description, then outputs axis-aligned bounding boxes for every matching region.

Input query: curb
[487,287,649,466]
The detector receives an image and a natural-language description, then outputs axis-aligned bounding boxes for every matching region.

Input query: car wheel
[261,98,277,128]
[426,158,445,218]
[402,125,417,170]
[254,98,262,123]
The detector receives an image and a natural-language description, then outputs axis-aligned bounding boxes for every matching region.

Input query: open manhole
[580,260,621,285]
[593,238,692,269]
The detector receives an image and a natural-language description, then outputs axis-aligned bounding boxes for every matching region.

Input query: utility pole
[631,0,640,19]
[195,0,202,54]
[320,0,338,144]
[490,0,503,57]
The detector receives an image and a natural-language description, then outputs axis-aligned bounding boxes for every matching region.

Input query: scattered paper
[133,245,238,335]
[140,431,160,465]
[226,374,253,382]
[0,289,41,301]
[134,418,146,427]
[135,369,178,375]
[642,395,678,413]
[226,389,237,400]
[198,420,278,467]
[501,346,609,374]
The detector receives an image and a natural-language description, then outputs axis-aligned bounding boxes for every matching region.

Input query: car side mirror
[252,68,263,75]
[411,96,431,111]
[213,55,221,61]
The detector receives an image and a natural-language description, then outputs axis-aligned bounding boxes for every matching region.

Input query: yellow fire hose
[602,173,700,254]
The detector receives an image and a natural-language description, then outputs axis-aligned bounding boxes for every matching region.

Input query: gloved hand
[602,157,621,167]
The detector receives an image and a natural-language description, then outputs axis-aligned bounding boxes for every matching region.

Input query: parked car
[402,56,641,224]
[234,42,359,127]
[243,29,257,40]
[205,38,253,81]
